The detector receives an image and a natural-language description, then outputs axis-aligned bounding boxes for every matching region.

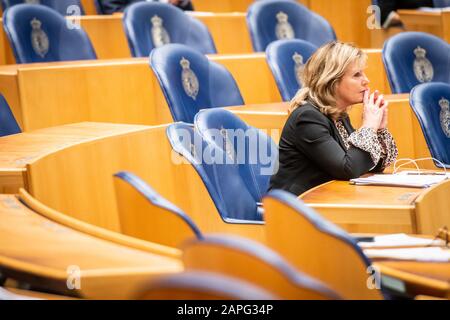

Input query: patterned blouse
[333,120,398,170]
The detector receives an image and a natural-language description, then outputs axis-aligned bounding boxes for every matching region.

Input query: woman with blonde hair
[269,41,398,195]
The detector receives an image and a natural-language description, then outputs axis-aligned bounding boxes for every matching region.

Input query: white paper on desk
[358,233,444,248]
[350,174,447,188]
[364,247,450,262]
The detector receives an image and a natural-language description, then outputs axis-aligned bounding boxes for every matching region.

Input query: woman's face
[334,61,369,110]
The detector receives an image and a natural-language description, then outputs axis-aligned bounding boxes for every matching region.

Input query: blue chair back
[1,0,85,15]
[410,82,450,168]
[433,0,450,7]
[3,4,96,63]
[150,44,243,123]
[265,39,317,101]
[0,94,21,137]
[123,2,216,57]
[194,109,278,203]
[246,0,336,52]
[166,122,262,222]
[382,32,450,94]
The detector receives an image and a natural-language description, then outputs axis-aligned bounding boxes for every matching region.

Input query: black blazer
[269,103,382,196]
[98,0,194,14]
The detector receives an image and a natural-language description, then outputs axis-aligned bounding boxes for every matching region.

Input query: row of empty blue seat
[2,1,337,63]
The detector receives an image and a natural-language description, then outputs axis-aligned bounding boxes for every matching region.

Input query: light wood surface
[225,94,436,170]
[0,50,387,132]
[23,125,266,243]
[374,259,450,299]
[0,194,182,299]
[0,122,151,193]
[398,9,450,43]
[300,179,450,235]
[182,237,339,299]
[263,194,384,299]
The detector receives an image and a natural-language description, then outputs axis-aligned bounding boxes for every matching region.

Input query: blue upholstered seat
[1,0,85,15]
[150,44,243,123]
[3,4,96,63]
[410,82,450,168]
[265,39,317,101]
[382,32,450,94]
[166,122,263,222]
[194,109,278,203]
[123,2,216,57]
[246,0,336,52]
[0,94,21,137]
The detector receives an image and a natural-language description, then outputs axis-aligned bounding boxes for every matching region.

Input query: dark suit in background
[98,0,194,14]
[377,0,434,25]
[269,104,382,196]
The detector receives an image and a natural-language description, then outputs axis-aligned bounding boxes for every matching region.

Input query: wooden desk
[0,50,387,131]
[300,179,450,235]
[0,194,182,299]
[398,9,450,43]
[0,122,151,193]
[374,254,450,299]
[22,124,265,243]
[225,94,435,169]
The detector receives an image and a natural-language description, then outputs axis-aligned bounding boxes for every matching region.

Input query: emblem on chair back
[151,15,171,48]
[30,18,49,58]
[439,97,450,138]
[275,11,295,40]
[292,52,304,87]
[413,46,434,83]
[180,57,199,100]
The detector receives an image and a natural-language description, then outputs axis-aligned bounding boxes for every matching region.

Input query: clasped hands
[361,89,388,131]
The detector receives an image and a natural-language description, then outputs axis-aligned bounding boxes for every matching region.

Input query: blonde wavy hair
[289,41,367,120]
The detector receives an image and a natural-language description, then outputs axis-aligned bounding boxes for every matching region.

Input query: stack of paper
[350,174,447,188]
[364,247,450,262]
[358,233,444,248]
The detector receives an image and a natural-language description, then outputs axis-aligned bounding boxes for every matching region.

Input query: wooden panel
[191,0,255,12]
[0,122,151,193]
[80,0,98,15]
[24,125,266,243]
[399,10,450,43]
[414,180,450,235]
[80,16,132,59]
[308,0,373,48]
[191,12,253,54]
[213,53,282,104]
[16,59,172,130]
[0,194,182,299]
